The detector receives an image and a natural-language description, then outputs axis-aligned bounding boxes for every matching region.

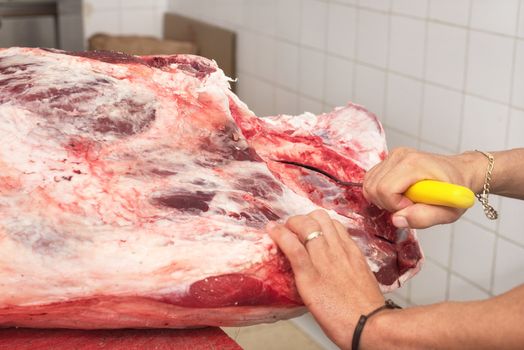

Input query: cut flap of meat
[0,47,423,329]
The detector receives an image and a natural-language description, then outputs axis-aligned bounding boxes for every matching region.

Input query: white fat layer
[266,105,387,170]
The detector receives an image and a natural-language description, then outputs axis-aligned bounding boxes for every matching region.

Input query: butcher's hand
[266,210,386,349]
[362,147,488,229]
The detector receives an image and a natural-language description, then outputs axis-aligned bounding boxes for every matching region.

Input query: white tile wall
[392,279,411,300]
[470,0,520,36]
[392,0,428,19]
[461,96,509,152]
[493,238,524,295]
[84,10,120,40]
[451,220,495,290]
[359,0,391,12]
[255,35,276,82]
[425,23,468,89]
[418,142,454,155]
[507,108,524,148]
[389,16,426,78]
[214,0,243,27]
[299,47,326,99]
[513,40,524,109]
[499,197,524,246]
[429,0,470,26]
[421,85,462,151]
[357,9,390,68]
[250,79,276,117]
[246,0,276,36]
[275,87,300,116]
[418,224,453,267]
[276,0,302,42]
[87,0,119,11]
[83,0,167,43]
[120,7,156,36]
[449,274,491,301]
[237,31,258,74]
[466,31,514,103]
[354,64,386,117]
[519,4,524,38]
[410,260,448,304]
[327,3,357,58]
[301,0,328,50]
[385,73,422,136]
[275,42,300,90]
[164,0,524,346]
[299,96,324,115]
[236,72,258,112]
[324,55,354,106]
[384,127,419,149]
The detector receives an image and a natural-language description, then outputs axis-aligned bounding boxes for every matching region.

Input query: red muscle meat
[0,48,423,329]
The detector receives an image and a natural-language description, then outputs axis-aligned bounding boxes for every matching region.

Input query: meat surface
[0,328,241,350]
[0,47,423,329]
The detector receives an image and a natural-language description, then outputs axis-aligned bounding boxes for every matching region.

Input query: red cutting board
[0,327,242,350]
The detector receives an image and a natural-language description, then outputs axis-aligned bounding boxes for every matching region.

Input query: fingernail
[266,221,276,230]
[392,215,409,228]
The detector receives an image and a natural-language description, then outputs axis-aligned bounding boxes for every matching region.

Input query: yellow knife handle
[404,180,475,209]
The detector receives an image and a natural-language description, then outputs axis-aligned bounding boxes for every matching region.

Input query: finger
[266,222,316,276]
[332,220,370,266]
[285,215,330,262]
[363,147,416,210]
[332,220,363,262]
[363,162,387,204]
[364,147,411,188]
[332,220,356,249]
[393,204,465,229]
[307,209,343,248]
[369,165,422,212]
[286,215,327,246]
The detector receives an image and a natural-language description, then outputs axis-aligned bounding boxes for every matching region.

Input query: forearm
[361,284,524,350]
[459,148,524,199]
[491,149,524,198]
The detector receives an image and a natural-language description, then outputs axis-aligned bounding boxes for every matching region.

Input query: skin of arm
[361,285,524,350]
[267,148,524,349]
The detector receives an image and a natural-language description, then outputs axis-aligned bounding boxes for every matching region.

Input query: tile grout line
[416,1,430,151]
[268,1,277,116]
[320,0,331,111]
[351,0,360,110]
[449,270,494,296]
[447,0,474,300]
[296,0,305,113]
[382,0,393,134]
[495,233,524,251]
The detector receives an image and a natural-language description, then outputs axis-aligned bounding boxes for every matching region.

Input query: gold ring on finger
[304,231,323,245]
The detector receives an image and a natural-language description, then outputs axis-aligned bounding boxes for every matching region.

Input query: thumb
[392,204,466,229]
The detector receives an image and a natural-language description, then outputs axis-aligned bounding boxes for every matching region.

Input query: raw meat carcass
[0,328,242,350]
[0,47,422,329]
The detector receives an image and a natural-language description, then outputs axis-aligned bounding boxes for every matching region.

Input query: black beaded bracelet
[351,299,402,350]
